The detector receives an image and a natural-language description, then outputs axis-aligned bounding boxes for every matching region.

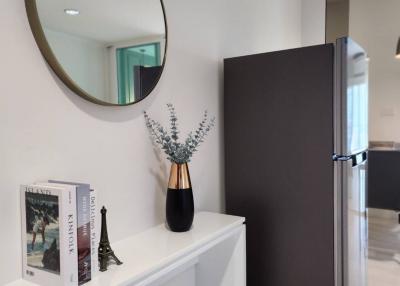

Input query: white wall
[301,0,326,46]
[45,28,109,102]
[219,0,325,56]
[0,0,307,283]
[350,0,400,142]
[220,0,303,58]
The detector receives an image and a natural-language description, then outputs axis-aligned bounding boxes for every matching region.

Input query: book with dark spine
[89,189,98,277]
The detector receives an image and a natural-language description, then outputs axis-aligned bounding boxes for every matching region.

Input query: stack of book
[20,181,98,286]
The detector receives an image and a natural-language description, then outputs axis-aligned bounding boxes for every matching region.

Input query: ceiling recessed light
[64,9,80,16]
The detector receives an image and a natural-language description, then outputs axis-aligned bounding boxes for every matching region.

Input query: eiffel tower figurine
[98,206,123,272]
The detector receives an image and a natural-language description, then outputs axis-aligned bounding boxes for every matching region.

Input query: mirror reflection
[35,0,166,105]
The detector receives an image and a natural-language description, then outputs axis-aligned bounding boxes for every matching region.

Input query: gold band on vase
[168,162,192,190]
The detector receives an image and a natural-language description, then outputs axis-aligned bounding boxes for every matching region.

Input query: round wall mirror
[25,0,167,106]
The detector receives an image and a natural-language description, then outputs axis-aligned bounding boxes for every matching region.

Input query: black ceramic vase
[166,162,194,232]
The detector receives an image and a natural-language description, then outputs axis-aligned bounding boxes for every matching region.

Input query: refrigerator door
[334,38,368,157]
[225,45,335,286]
[339,152,368,286]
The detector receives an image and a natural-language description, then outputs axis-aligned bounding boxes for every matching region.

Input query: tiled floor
[368,209,400,286]
[368,259,400,286]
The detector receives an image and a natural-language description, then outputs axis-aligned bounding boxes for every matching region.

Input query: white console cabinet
[8,212,246,286]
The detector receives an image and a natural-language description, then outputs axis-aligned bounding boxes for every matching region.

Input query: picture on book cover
[25,192,60,275]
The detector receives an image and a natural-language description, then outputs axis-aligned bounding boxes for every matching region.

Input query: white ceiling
[36,0,166,43]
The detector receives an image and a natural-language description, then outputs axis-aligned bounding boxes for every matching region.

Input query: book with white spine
[36,183,79,285]
[49,181,92,285]
[20,184,78,286]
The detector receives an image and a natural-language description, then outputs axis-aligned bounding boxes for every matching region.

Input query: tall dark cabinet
[368,150,400,210]
[224,45,335,286]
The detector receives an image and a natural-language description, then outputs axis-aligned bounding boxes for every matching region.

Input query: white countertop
[369,147,400,151]
[8,212,245,286]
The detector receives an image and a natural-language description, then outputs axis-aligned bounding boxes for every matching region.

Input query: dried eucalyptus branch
[144,104,215,164]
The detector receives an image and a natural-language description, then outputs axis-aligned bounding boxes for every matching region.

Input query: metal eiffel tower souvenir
[98,206,123,272]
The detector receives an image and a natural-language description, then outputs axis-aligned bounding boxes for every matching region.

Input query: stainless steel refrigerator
[334,38,368,286]
[224,37,368,286]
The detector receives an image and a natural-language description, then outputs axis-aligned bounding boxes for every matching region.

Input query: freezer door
[335,38,369,156]
[339,153,368,286]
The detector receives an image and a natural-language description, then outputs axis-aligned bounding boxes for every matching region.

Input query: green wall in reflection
[116,42,161,104]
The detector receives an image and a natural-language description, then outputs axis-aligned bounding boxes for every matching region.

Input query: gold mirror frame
[25,0,168,106]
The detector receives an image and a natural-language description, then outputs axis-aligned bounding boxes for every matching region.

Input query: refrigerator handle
[333,154,352,161]
[333,152,368,166]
